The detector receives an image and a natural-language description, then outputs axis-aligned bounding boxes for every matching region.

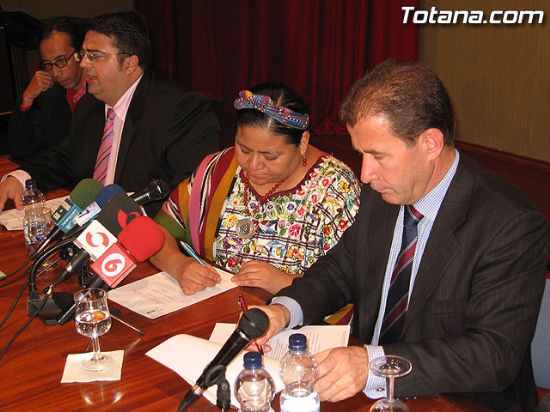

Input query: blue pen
[178,240,207,267]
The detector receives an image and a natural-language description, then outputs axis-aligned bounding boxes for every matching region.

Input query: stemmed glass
[369,355,412,412]
[74,288,114,371]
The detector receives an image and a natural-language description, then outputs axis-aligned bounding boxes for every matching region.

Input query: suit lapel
[361,191,400,338]
[403,156,474,333]
[114,72,149,182]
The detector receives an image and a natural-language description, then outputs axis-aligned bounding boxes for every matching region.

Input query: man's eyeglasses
[41,53,75,71]
[74,50,131,63]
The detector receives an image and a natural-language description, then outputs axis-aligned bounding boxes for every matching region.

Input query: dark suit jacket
[7,83,72,159]
[279,154,548,411]
[20,70,219,215]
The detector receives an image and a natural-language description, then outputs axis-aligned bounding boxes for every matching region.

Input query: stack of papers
[0,196,67,230]
[108,270,236,319]
[146,324,350,408]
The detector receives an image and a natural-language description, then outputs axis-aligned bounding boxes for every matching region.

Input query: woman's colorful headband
[233,90,310,130]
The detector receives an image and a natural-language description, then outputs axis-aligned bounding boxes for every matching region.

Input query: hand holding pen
[177,240,221,293]
[237,294,265,355]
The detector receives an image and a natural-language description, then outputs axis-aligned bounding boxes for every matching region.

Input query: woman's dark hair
[236,83,309,145]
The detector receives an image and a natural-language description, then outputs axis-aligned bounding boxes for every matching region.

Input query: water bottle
[279,333,320,412]
[22,179,49,256]
[235,351,275,412]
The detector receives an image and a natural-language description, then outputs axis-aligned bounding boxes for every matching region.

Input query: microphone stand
[178,364,228,412]
[27,238,76,325]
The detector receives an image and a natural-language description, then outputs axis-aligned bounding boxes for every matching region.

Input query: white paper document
[147,334,284,408]
[0,196,68,231]
[209,323,351,360]
[146,323,350,408]
[108,270,236,319]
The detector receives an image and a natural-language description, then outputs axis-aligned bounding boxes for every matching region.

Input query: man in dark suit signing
[257,61,548,411]
[0,12,219,214]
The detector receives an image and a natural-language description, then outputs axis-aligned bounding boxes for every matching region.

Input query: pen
[237,295,264,355]
[179,240,207,267]
[111,314,145,335]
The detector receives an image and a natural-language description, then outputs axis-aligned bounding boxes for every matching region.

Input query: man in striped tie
[0,12,219,215]
[256,61,547,411]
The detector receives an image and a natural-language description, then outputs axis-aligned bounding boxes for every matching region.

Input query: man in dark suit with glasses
[7,17,87,159]
[0,12,219,215]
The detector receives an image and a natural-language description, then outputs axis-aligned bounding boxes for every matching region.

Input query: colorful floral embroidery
[215,156,360,274]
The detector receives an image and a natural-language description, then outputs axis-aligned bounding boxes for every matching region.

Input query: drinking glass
[369,355,412,412]
[74,288,113,371]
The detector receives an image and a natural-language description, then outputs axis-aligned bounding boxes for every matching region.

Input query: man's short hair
[40,17,87,51]
[89,12,151,70]
[340,60,455,146]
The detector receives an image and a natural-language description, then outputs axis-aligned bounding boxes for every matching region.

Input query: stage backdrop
[134,0,418,140]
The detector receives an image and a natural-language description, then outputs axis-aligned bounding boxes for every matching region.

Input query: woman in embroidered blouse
[151,83,360,295]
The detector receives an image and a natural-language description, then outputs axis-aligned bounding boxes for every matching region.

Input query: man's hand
[253,304,290,348]
[232,261,299,294]
[0,176,24,211]
[21,71,54,108]
[314,347,370,402]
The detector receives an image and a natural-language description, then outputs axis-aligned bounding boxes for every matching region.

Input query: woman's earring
[302,156,308,167]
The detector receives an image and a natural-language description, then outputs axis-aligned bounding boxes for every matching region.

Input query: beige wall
[1,0,133,19]
[419,0,550,162]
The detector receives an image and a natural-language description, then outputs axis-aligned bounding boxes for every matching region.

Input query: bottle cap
[243,351,262,369]
[288,333,307,351]
[25,179,37,189]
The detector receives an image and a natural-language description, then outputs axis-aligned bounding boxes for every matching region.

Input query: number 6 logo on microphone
[91,243,136,287]
[101,253,125,278]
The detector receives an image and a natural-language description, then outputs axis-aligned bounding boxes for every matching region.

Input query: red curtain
[134,0,418,137]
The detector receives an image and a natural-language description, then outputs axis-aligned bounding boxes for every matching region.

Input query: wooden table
[0,155,488,411]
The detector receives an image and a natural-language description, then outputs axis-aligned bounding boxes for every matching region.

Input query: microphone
[130,178,170,205]
[30,179,103,259]
[55,217,165,325]
[178,308,269,411]
[46,193,145,289]
[90,216,165,287]
[72,184,125,227]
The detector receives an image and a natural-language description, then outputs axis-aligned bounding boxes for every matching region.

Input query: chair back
[532,277,550,389]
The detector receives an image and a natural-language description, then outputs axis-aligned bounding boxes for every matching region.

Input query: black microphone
[178,308,269,412]
[131,178,170,205]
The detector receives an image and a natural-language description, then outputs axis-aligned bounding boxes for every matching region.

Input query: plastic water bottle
[279,333,320,412]
[234,351,275,412]
[22,179,49,256]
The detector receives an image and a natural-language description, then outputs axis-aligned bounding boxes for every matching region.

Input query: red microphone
[90,216,165,287]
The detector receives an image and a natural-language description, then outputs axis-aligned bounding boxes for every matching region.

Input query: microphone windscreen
[239,308,269,339]
[96,184,125,207]
[96,192,143,236]
[118,216,165,262]
[70,178,103,208]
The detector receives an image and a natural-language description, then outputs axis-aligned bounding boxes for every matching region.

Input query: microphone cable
[0,256,32,283]
[0,291,48,360]
[0,255,61,329]
[0,240,70,356]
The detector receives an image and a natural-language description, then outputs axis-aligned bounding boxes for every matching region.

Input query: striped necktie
[379,205,423,344]
[93,108,116,185]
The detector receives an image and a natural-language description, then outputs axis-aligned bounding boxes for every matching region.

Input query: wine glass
[369,355,412,412]
[74,288,114,371]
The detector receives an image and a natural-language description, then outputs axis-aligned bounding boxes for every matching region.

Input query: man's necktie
[93,108,116,185]
[379,205,423,344]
